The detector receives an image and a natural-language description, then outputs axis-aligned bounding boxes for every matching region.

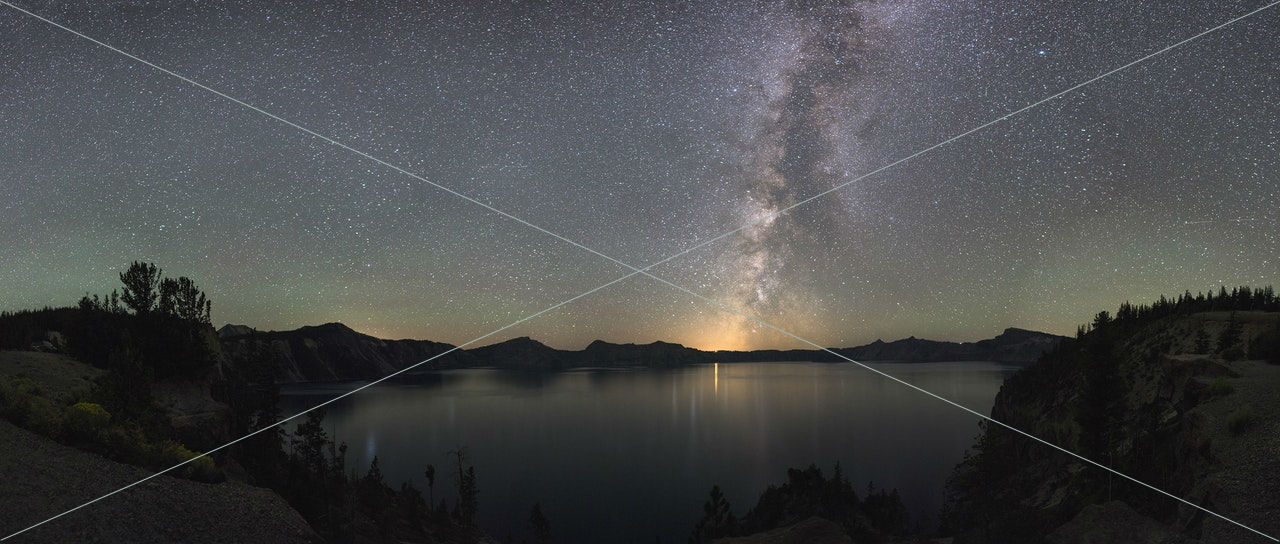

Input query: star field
[1,0,1276,350]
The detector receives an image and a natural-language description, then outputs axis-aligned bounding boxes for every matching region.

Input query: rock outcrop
[218,322,477,383]
[943,311,1280,543]
[715,328,1065,365]
[219,323,1066,383]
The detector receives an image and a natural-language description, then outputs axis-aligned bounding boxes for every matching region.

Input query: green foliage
[153,440,222,483]
[63,402,111,442]
[0,377,63,437]
[0,377,220,483]
[1227,406,1255,435]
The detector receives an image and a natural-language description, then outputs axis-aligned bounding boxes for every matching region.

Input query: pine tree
[118,261,161,314]
[529,503,551,543]
[1194,327,1211,353]
[1219,312,1244,359]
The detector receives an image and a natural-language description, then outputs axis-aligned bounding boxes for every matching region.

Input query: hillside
[0,419,318,543]
[219,324,1065,382]
[712,327,1065,364]
[943,305,1280,543]
[218,322,478,382]
[0,352,316,543]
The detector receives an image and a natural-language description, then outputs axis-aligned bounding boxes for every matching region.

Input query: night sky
[2,1,1276,350]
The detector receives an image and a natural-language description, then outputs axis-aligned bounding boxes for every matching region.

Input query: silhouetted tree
[1249,315,1280,363]
[1194,326,1211,353]
[1077,317,1122,461]
[159,276,211,323]
[449,447,478,526]
[529,502,551,544]
[425,464,436,506]
[119,261,161,315]
[1219,312,1244,359]
[690,485,735,543]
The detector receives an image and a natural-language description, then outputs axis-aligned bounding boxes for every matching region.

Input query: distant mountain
[714,328,1066,365]
[466,336,569,370]
[838,327,1065,364]
[218,322,477,383]
[577,339,713,367]
[455,337,712,369]
[219,323,1066,383]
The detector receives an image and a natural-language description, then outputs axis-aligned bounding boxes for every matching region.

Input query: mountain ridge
[218,323,1067,382]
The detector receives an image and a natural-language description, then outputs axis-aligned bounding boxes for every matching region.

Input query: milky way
[1,1,1276,350]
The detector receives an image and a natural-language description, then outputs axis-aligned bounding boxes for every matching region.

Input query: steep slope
[943,310,1280,543]
[219,323,478,382]
[715,328,1066,364]
[220,323,1066,383]
[0,419,317,543]
[578,339,713,367]
[466,336,571,369]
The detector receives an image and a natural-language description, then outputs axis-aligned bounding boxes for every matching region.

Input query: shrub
[24,395,63,437]
[63,402,111,442]
[1228,406,1255,435]
[0,377,63,437]
[152,440,222,483]
[100,424,151,461]
[1208,378,1234,397]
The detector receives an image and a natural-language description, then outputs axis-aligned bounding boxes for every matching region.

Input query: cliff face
[943,311,1280,543]
[466,337,570,369]
[715,327,1066,364]
[218,323,477,383]
[218,323,1065,383]
[835,327,1063,364]
[466,338,713,369]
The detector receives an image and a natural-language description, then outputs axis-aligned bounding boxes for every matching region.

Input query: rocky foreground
[0,418,317,543]
[944,310,1280,543]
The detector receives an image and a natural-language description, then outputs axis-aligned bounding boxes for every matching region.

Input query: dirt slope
[0,418,318,543]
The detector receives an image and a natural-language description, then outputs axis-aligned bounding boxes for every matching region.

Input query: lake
[280,361,1018,542]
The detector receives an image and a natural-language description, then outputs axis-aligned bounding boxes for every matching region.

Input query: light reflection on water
[280,361,1016,543]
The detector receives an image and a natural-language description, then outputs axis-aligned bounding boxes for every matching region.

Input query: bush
[100,424,151,461]
[1208,378,1234,397]
[152,440,222,483]
[1228,406,1255,435]
[63,402,111,442]
[0,377,63,437]
[24,395,63,437]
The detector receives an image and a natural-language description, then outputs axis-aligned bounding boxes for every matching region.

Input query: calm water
[280,361,1017,542]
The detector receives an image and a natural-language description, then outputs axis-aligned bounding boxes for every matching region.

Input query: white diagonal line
[3,0,1277,541]
[627,266,1279,542]
[1,268,645,541]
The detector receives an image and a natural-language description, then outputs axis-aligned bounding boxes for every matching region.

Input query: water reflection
[281,361,1016,543]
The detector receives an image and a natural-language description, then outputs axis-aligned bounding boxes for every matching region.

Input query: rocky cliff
[943,310,1280,543]
[218,323,1066,383]
[218,322,477,383]
[715,327,1065,365]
